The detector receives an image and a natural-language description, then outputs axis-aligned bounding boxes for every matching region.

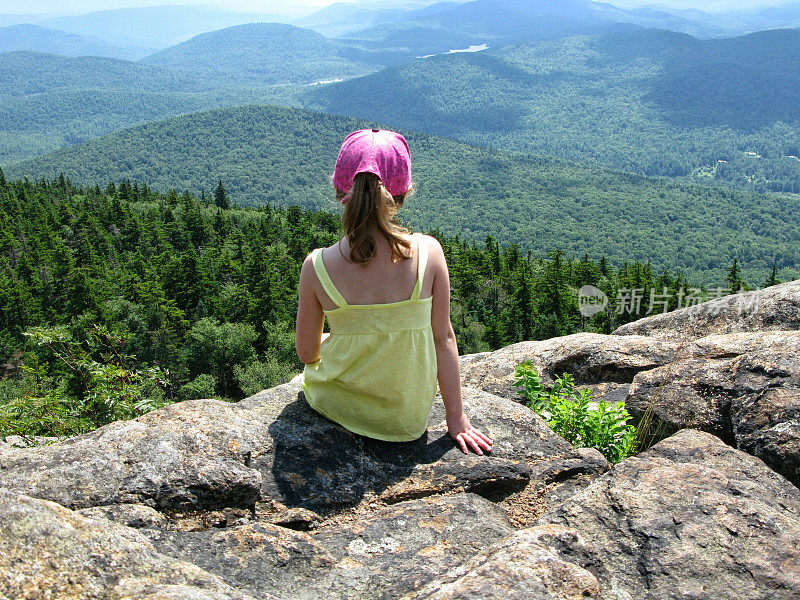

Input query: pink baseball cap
[333,128,412,199]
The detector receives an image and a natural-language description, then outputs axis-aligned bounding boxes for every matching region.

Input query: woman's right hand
[447,411,493,455]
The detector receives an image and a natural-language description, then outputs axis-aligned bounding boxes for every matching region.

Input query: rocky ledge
[2,281,800,599]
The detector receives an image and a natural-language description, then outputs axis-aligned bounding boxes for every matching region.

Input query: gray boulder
[626,345,800,486]
[533,429,800,600]
[459,332,695,401]
[693,330,800,357]
[145,492,513,600]
[0,489,264,600]
[396,527,602,600]
[0,398,268,510]
[77,503,172,529]
[612,279,800,341]
[243,385,569,513]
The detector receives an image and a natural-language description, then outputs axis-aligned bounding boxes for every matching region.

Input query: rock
[626,346,800,485]
[144,493,513,600]
[242,384,570,513]
[0,399,267,510]
[0,435,59,448]
[533,429,800,600]
[693,330,800,358]
[526,448,611,516]
[310,493,513,600]
[0,382,578,517]
[112,585,257,600]
[259,502,324,531]
[730,354,800,486]
[396,527,602,600]
[143,521,337,600]
[168,507,254,531]
[612,279,800,341]
[77,503,172,529]
[625,356,739,444]
[0,489,264,600]
[459,332,695,401]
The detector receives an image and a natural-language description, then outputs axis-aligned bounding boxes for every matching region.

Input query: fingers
[473,428,493,446]
[457,428,493,455]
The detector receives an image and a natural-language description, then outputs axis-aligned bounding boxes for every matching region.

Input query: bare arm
[296,254,326,365]
[428,236,493,455]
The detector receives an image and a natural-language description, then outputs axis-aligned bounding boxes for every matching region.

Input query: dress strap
[311,249,348,308]
[411,233,429,301]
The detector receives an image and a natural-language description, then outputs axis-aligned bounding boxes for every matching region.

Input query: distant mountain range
[6,104,799,285]
[336,0,643,64]
[5,0,800,64]
[305,26,800,192]
[36,5,285,50]
[0,24,145,60]
[3,1,800,192]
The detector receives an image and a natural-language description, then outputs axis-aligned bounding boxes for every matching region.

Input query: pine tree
[214,180,230,210]
[726,259,744,291]
[0,166,7,187]
[764,261,780,288]
[599,256,608,278]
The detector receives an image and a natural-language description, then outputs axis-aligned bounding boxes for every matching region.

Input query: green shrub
[177,373,218,401]
[234,357,293,397]
[513,360,636,463]
[0,325,168,441]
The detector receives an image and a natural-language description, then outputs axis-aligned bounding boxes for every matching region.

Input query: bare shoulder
[418,234,447,272]
[418,233,443,255]
[301,250,316,271]
[300,249,321,283]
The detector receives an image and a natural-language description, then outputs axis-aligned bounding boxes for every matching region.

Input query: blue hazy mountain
[589,2,735,37]
[294,2,407,36]
[38,4,286,50]
[331,0,739,65]
[295,1,461,36]
[0,13,54,27]
[141,23,374,85]
[339,0,625,60]
[0,24,147,60]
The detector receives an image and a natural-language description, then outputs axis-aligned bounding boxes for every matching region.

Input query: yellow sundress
[302,233,438,442]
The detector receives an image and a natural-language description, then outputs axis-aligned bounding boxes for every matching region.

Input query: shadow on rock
[253,385,566,513]
[264,391,444,511]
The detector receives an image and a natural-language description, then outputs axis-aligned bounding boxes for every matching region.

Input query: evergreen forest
[0,173,748,439]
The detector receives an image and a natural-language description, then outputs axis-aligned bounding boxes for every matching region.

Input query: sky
[0,0,793,16]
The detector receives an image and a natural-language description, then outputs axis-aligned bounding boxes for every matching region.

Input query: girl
[295,129,493,455]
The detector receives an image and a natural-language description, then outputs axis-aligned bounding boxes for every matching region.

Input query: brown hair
[339,172,412,266]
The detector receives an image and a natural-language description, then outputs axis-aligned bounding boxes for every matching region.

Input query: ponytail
[341,172,411,266]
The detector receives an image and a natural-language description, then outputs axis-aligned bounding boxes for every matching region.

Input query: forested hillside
[0,50,303,164]
[141,23,374,85]
[0,89,294,166]
[0,174,709,436]
[8,104,799,285]
[0,51,212,96]
[306,28,800,192]
[5,8,800,196]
